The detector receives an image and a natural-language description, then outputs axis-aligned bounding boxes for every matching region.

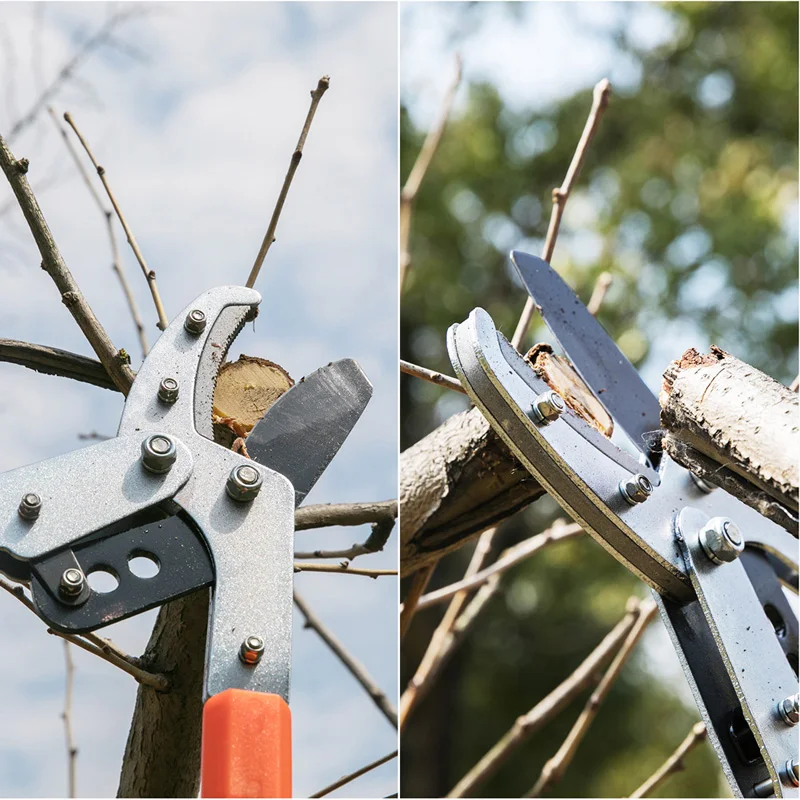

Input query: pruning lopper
[0,286,373,798]
[447,251,799,798]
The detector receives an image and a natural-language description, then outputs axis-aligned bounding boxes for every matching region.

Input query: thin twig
[400,54,462,291]
[61,640,77,798]
[511,79,612,349]
[294,562,396,578]
[295,517,395,561]
[63,111,169,331]
[294,592,397,728]
[0,134,135,393]
[295,500,397,531]
[246,76,330,288]
[447,596,644,797]
[629,723,707,798]
[309,749,398,798]
[790,375,799,392]
[586,271,613,317]
[412,522,583,612]
[525,599,659,797]
[401,359,466,394]
[48,106,149,358]
[400,562,435,640]
[0,338,118,390]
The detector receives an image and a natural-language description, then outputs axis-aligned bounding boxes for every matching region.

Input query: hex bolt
[778,694,799,726]
[184,309,207,335]
[141,434,177,474]
[59,568,85,597]
[691,472,717,494]
[158,377,179,404]
[698,516,744,565]
[226,464,263,502]
[786,759,799,787]
[239,635,265,666]
[529,390,565,424]
[17,492,42,520]
[618,474,653,505]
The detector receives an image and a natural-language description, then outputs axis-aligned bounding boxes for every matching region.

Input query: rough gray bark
[660,346,799,535]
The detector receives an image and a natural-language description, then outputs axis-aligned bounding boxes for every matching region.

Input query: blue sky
[0,3,397,797]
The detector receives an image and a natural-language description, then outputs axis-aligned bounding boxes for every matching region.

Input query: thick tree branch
[295,500,397,531]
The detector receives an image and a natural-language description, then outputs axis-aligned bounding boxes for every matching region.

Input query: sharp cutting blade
[246,359,373,507]
[511,250,662,459]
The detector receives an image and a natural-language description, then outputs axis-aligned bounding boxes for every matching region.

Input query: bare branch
[511,78,612,349]
[525,599,659,797]
[629,723,707,798]
[61,641,77,798]
[447,596,644,797]
[400,562,435,640]
[295,517,395,561]
[294,563,396,578]
[63,111,169,331]
[295,500,397,531]
[401,359,466,394]
[400,54,462,291]
[0,338,118,390]
[48,106,149,358]
[309,749,398,799]
[294,592,397,728]
[246,76,330,288]
[586,271,613,316]
[0,134,135,393]
[790,375,798,392]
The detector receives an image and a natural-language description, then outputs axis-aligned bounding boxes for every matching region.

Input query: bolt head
[786,759,799,787]
[184,309,207,335]
[239,635,265,665]
[59,568,85,597]
[226,464,263,502]
[698,516,744,564]
[158,377,179,404]
[778,694,799,726]
[530,390,565,424]
[141,434,177,474]
[690,472,717,494]
[18,492,42,520]
[619,474,653,505]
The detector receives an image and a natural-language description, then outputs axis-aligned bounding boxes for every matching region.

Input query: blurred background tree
[400,2,798,797]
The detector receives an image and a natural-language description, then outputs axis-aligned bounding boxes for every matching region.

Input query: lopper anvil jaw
[447,251,799,798]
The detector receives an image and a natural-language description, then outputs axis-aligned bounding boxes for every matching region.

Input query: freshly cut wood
[660,346,799,535]
[401,351,605,575]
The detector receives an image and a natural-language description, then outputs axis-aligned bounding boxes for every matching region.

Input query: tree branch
[309,749,398,799]
[295,517,395,561]
[295,500,397,531]
[294,563,396,578]
[245,75,330,289]
[61,640,77,798]
[401,359,466,394]
[400,562,436,640]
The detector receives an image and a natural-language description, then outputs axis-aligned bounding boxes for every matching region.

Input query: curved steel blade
[510,250,662,458]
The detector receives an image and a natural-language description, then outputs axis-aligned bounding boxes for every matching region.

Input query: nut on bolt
[619,474,653,505]
[18,492,42,520]
[530,390,565,424]
[141,434,177,474]
[239,635,265,665]
[786,759,800,787]
[778,694,799,726]
[184,308,207,335]
[158,377,179,404]
[226,464,263,502]
[59,568,85,597]
[698,516,744,565]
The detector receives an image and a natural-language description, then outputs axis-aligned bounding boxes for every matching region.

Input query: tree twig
[246,76,330,289]
[0,338,118,390]
[511,78,612,349]
[62,111,169,331]
[61,640,77,798]
[628,722,707,798]
[294,563,396,578]
[400,562,435,640]
[295,500,397,531]
[790,375,799,392]
[400,54,462,291]
[48,106,149,358]
[586,271,613,316]
[525,598,659,797]
[447,596,644,797]
[294,592,397,728]
[295,517,395,561]
[0,134,135,394]
[309,749,398,798]
[401,359,466,394]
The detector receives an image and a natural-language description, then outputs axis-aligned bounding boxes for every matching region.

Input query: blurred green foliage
[400,3,797,797]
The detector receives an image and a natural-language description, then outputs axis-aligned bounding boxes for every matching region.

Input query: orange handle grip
[201,689,292,798]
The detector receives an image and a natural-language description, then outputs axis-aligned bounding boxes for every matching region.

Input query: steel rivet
[529,390,565,424]
[778,694,799,726]
[18,492,42,520]
[158,377,179,404]
[239,635,265,665]
[226,464,263,502]
[141,434,177,474]
[184,309,207,335]
[698,516,744,564]
[59,568,85,597]
[619,474,653,505]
